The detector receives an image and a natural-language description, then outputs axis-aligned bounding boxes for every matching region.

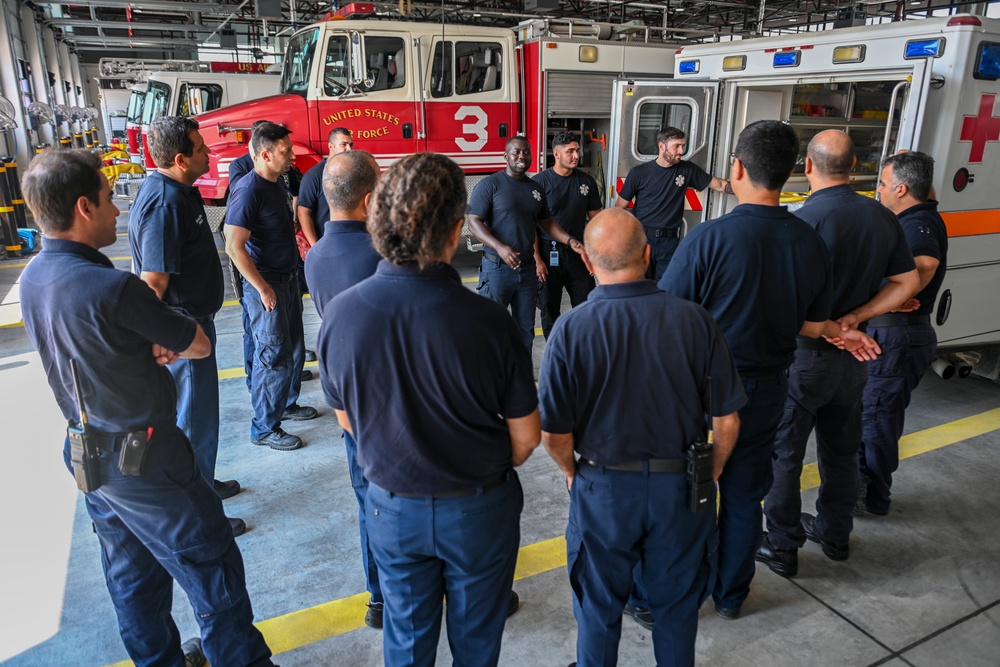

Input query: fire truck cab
[609,14,1000,376]
[192,17,689,215]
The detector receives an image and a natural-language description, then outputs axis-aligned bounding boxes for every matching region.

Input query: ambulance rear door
[608,79,720,234]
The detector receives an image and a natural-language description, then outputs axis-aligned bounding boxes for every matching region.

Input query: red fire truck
[192,17,690,211]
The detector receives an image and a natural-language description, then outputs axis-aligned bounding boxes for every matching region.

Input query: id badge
[549,250,560,267]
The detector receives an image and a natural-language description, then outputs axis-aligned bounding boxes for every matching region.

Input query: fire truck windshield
[141,80,171,125]
[282,28,319,96]
[126,89,145,124]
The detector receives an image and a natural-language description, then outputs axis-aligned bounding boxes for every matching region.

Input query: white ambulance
[609,14,1000,378]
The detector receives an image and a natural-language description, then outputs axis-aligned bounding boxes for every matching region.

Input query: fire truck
[138,64,280,168]
[608,14,1000,378]
[192,16,693,215]
[125,83,147,160]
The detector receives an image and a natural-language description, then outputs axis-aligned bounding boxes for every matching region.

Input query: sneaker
[623,603,654,630]
[304,349,318,362]
[282,404,318,421]
[365,600,383,629]
[252,428,303,451]
[214,479,242,500]
[229,517,247,537]
[507,590,520,618]
[180,637,206,667]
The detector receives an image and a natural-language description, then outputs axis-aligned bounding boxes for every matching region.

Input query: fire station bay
[4,0,1000,665]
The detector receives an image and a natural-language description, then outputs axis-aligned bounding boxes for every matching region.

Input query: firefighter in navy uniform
[320,153,540,667]
[532,131,602,339]
[19,149,275,667]
[467,135,585,350]
[859,151,948,516]
[539,208,744,667]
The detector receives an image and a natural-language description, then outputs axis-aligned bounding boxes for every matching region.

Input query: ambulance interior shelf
[786,80,905,183]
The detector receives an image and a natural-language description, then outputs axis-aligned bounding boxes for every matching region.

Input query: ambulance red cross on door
[960,93,1000,163]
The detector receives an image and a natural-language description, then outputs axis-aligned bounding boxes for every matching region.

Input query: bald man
[757,130,918,578]
[303,150,385,628]
[539,208,744,667]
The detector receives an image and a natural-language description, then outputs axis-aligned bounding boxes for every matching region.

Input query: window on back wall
[635,102,692,158]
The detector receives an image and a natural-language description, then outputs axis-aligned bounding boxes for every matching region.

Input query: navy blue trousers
[860,323,937,513]
[366,473,522,667]
[569,464,715,667]
[644,232,680,283]
[242,278,304,440]
[765,349,868,549]
[714,374,788,610]
[75,427,273,667]
[478,255,538,351]
[168,319,220,483]
[537,247,594,339]
[344,430,382,603]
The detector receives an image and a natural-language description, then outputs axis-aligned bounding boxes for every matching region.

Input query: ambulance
[608,14,1000,377]
[191,14,690,225]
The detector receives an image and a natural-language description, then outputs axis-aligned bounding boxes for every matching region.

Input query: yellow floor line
[101,404,1000,666]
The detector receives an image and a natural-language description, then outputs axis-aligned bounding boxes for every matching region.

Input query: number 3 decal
[454,106,488,151]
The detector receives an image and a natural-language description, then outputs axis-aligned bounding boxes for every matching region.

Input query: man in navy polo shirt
[296,126,354,247]
[225,122,317,452]
[532,131,602,339]
[859,151,948,516]
[303,149,386,628]
[227,119,311,389]
[615,127,730,281]
[129,116,247,537]
[320,153,540,667]
[468,136,585,350]
[659,120,879,621]
[20,149,275,667]
[539,208,744,667]
[757,131,918,578]
[304,150,379,318]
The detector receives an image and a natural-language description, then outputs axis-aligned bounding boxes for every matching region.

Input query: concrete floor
[1,207,999,667]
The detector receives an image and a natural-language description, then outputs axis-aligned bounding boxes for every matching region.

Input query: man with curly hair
[319,152,540,667]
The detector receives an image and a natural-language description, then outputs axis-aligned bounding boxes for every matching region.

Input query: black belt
[391,470,512,499]
[644,226,679,239]
[796,337,840,351]
[869,313,931,327]
[740,372,783,383]
[582,458,685,473]
[90,431,128,452]
[258,271,295,284]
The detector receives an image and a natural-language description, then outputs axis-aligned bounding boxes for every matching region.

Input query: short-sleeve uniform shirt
[297,158,330,239]
[468,170,553,258]
[128,171,225,320]
[897,200,948,316]
[226,171,299,274]
[539,280,746,463]
[20,239,197,433]
[320,261,538,495]
[228,153,254,189]
[794,184,915,318]
[618,159,712,230]
[304,219,381,318]
[660,204,832,374]
[532,168,601,241]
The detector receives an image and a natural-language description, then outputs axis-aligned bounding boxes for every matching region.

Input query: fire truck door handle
[499,123,509,138]
[403,123,413,139]
[936,289,951,326]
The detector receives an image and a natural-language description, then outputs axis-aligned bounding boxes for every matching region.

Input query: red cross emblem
[959,93,1000,164]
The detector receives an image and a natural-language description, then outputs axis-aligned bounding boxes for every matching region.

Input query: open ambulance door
[895,58,933,154]
[608,79,720,234]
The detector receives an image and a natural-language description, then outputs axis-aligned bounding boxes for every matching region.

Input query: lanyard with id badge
[548,240,560,267]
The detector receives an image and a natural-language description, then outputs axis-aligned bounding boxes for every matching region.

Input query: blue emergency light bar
[773,51,800,68]
[678,60,700,74]
[904,38,944,59]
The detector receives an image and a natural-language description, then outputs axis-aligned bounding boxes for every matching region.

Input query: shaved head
[584,208,648,275]
[807,130,855,178]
